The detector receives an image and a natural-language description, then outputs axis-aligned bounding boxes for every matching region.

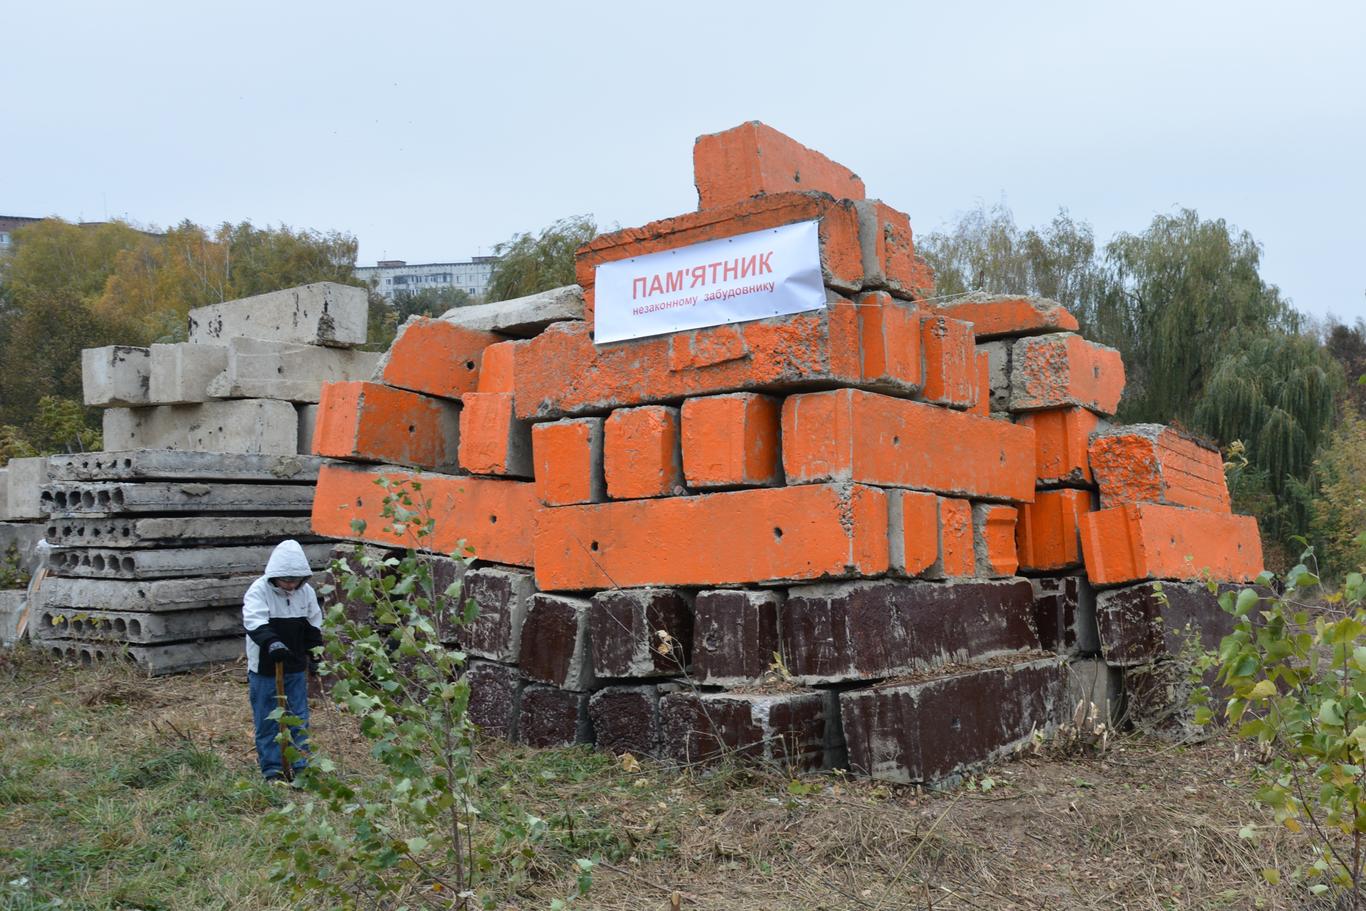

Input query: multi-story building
[0,216,44,255]
[354,257,500,301]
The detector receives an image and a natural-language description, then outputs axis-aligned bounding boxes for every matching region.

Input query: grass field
[0,646,1322,910]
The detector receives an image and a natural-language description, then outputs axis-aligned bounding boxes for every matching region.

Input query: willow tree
[484,215,597,302]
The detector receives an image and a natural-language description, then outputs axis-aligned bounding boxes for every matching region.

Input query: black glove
[267,641,293,664]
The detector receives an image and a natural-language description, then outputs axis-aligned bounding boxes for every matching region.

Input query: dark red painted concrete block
[1095,581,1255,666]
[518,593,595,689]
[658,690,834,770]
[461,566,536,661]
[519,684,593,748]
[589,683,682,757]
[465,660,524,741]
[692,589,781,684]
[1031,575,1099,655]
[590,588,693,678]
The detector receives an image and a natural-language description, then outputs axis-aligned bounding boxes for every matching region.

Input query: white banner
[593,219,825,344]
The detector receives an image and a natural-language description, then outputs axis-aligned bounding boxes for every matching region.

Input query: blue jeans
[248,670,311,779]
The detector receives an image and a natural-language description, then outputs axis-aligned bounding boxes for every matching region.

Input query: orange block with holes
[310,462,536,567]
[887,489,940,576]
[514,295,924,421]
[1017,488,1092,571]
[680,393,782,489]
[533,483,889,591]
[1089,425,1231,512]
[532,418,605,506]
[782,388,1035,503]
[856,292,923,391]
[378,318,503,399]
[605,405,684,499]
[936,498,975,578]
[1015,407,1101,486]
[1079,503,1263,586]
[974,504,1019,577]
[693,121,866,210]
[458,392,532,477]
[936,294,1079,341]
[313,381,459,471]
[475,341,518,393]
[1009,333,1125,416]
[921,314,977,409]
[969,350,991,417]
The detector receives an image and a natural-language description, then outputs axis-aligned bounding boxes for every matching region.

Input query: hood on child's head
[264,540,313,579]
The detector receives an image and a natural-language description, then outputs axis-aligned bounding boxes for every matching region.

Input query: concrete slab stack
[0,456,52,643]
[307,123,1265,782]
[31,450,326,673]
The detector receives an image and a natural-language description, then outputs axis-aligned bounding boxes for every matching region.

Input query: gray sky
[4,0,1362,322]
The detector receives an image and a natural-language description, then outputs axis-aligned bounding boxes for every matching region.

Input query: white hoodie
[242,540,323,674]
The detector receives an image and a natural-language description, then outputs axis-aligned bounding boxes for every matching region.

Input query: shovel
[275,661,294,783]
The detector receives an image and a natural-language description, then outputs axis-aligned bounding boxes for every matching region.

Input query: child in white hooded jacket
[243,539,324,781]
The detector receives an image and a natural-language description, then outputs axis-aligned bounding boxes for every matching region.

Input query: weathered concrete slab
[206,338,381,402]
[0,522,45,574]
[42,481,315,516]
[47,450,320,483]
[37,635,242,676]
[4,457,50,520]
[148,342,228,404]
[82,346,151,407]
[590,588,693,679]
[659,690,836,770]
[102,400,299,455]
[0,590,25,645]
[38,575,257,612]
[44,515,317,548]
[1032,575,1099,655]
[519,685,593,748]
[438,285,584,338]
[1095,580,1246,666]
[188,282,368,348]
[841,657,1068,783]
[31,605,241,643]
[48,542,333,579]
[780,579,1042,684]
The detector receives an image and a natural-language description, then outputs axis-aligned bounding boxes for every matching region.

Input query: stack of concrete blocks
[307,123,1265,783]
[82,283,379,457]
[30,450,330,674]
[0,457,52,643]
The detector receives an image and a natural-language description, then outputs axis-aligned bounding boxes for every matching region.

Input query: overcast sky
[4,1,1362,322]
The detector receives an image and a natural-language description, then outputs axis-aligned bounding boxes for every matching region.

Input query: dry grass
[0,646,1328,910]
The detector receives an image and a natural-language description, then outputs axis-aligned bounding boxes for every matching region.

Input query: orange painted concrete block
[1016,488,1093,572]
[313,381,459,471]
[1079,503,1263,586]
[531,418,605,506]
[692,121,866,210]
[887,489,940,576]
[936,498,975,578]
[310,462,537,567]
[1089,424,1231,512]
[936,294,1079,341]
[513,294,924,421]
[1015,407,1102,486]
[533,483,889,591]
[855,200,930,299]
[475,341,518,393]
[973,504,1019,578]
[680,393,783,489]
[969,351,991,417]
[920,314,978,409]
[377,317,503,400]
[781,389,1035,503]
[856,292,923,391]
[604,405,684,499]
[458,392,532,477]
[1009,333,1125,416]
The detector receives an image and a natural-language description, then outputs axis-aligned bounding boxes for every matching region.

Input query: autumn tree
[485,215,596,302]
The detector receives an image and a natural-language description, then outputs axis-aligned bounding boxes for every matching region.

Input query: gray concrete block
[296,405,318,455]
[0,590,25,645]
[1064,657,1124,727]
[48,450,321,483]
[102,400,299,455]
[0,522,45,574]
[4,458,50,520]
[206,338,381,402]
[44,515,316,548]
[437,285,584,337]
[48,542,333,579]
[0,470,6,520]
[188,282,368,348]
[82,346,151,407]
[37,636,241,676]
[42,481,314,515]
[148,342,228,404]
[39,575,257,612]
[979,340,1012,412]
[31,605,242,643]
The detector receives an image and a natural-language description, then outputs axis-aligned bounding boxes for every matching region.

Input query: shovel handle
[274,661,294,783]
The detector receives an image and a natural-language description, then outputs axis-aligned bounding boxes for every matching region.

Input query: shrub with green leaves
[1201,548,1366,905]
